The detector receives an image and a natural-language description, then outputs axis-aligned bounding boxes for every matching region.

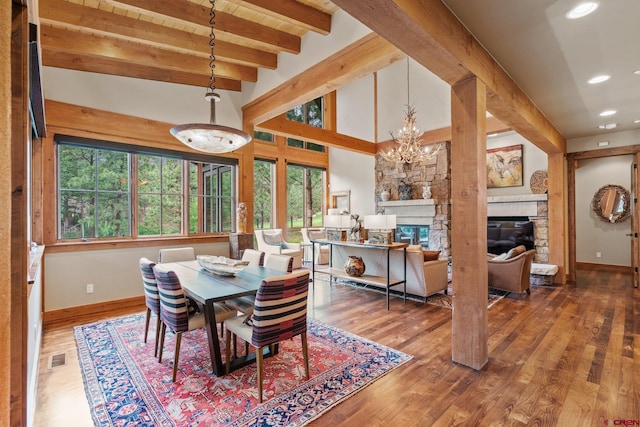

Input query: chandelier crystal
[170,0,251,153]
[380,59,440,164]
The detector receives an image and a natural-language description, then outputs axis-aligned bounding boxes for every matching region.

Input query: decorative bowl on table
[197,255,249,276]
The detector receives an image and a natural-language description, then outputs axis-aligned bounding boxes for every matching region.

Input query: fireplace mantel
[488,194,547,217]
[379,199,436,225]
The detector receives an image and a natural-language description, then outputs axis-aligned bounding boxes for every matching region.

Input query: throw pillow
[423,250,441,261]
[263,232,283,246]
[492,253,508,261]
[505,245,526,260]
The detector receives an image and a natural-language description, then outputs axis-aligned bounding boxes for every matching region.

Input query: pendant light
[170,0,251,153]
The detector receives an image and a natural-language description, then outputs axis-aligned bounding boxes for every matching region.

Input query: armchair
[255,229,302,270]
[301,227,329,265]
[487,248,535,295]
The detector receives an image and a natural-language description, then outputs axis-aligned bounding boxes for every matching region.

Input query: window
[253,131,274,143]
[254,159,274,229]
[286,97,325,152]
[286,164,325,242]
[57,139,237,240]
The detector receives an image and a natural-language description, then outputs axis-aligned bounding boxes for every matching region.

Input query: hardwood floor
[34,269,639,426]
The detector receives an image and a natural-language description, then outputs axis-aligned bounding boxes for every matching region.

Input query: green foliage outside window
[286,97,325,152]
[57,142,235,240]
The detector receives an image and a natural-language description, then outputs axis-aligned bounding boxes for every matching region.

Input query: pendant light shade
[170,0,251,153]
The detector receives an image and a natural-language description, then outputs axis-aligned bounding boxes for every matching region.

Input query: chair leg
[225,327,232,374]
[154,316,162,357]
[144,308,151,343]
[256,345,264,403]
[233,333,238,358]
[158,322,166,363]
[301,332,310,380]
[172,332,182,382]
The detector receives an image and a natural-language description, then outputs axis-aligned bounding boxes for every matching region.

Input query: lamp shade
[324,215,351,228]
[364,214,396,230]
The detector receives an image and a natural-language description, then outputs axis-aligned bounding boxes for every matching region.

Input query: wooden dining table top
[163,260,288,303]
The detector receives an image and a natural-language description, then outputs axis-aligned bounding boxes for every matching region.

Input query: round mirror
[591,184,631,223]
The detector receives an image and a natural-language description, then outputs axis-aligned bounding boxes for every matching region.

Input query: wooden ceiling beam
[101,0,301,54]
[332,0,566,154]
[233,0,331,35]
[40,0,277,69]
[41,50,241,90]
[243,32,405,127]
[257,115,376,155]
[41,25,257,82]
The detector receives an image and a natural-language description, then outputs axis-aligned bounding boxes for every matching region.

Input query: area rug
[426,285,509,309]
[74,314,412,426]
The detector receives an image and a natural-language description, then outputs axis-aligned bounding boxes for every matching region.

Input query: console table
[311,239,408,310]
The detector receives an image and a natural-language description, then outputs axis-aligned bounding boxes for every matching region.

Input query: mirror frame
[591,184,631,224]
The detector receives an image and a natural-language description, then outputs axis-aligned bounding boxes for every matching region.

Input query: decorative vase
[398,180,413,200]
[422,185,431,199]
[344,255,365,277]
[380,190,391,202]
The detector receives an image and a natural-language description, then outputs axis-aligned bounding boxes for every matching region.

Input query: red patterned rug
[75,314,411,426]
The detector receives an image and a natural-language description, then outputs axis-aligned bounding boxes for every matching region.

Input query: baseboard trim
[576,262,632,273]
[44,296,145,326]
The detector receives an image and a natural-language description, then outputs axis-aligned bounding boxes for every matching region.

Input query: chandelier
[380,59,440,164]
[170,0,251,153]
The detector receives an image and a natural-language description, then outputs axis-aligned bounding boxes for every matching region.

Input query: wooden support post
[450,77,488,370]
[547,152,567,284]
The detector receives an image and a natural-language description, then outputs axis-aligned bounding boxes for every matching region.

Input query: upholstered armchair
[254,229,302,269]
[487,248,535,294]
[301,227,329,265]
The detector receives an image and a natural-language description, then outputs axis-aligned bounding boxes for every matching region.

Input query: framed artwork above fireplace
[487,144,523,188]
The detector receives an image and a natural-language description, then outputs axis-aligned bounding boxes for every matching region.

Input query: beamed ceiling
[39,0,339,91]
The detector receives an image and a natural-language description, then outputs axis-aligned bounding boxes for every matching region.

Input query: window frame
[54,134,238,243]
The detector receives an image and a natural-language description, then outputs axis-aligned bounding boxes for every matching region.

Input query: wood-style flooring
[34,269,639,426]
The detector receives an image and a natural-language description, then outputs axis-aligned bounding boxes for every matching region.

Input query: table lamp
[364,215,396,244]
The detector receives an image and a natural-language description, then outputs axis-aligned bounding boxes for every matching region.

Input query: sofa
[328,244,448,300]
[487,220,534,254]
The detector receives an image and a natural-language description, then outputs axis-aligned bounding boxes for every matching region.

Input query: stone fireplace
[374,142,549,262]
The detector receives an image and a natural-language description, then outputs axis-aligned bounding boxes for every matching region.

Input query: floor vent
[48,352,66,369]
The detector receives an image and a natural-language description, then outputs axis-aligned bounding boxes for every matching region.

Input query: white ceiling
[441,0,640,142]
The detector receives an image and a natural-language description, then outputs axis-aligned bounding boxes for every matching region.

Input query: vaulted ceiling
[39,0,338,91]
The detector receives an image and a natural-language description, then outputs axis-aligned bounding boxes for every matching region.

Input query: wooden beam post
[548,152,567,284]
[450,76,488,370]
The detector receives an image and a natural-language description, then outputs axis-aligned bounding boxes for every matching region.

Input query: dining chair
[264,253,294,273]
[153,263,237,382]
[139,257,162,357]
[224,270,311,402]
[157,247,196,263]
[241,249,265,266]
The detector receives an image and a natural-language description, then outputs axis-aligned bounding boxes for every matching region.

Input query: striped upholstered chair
[224,270,310,402]
[153,264,237,382]
[139,257,162,357]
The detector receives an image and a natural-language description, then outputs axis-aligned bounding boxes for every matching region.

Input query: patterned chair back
[153,264,189,333]
[264,253,293,272]
[140,258,159,315]
[251,270,310,348]
[241,249,265,266]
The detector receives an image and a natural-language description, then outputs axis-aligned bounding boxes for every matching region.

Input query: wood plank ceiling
[38,0,338,91]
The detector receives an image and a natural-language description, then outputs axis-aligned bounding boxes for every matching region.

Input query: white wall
[574,156,633,266]
[486,132,548,198]
[44,243,228,311]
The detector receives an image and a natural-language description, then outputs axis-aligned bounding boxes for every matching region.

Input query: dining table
[161,260,285,376]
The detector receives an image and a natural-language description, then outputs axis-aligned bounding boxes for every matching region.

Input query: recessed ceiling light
[634,119,640,124]
[634,70,640,75]
[588,75,610,84]
[566,2,599,19]
[599,110,617,117]
[598,123,617,130]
